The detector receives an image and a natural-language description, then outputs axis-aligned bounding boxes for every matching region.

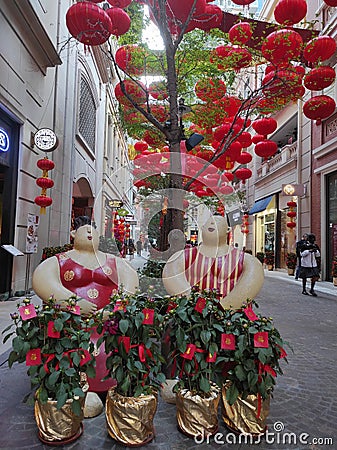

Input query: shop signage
[26,214,39,253]
[0,128,9,153]
[282,183,305,196]
[106,199,124,209]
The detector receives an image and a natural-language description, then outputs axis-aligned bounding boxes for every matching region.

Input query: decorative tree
[66,0,331,251]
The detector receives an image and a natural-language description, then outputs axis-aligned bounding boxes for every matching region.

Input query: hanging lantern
[66,3,112,46]
[274,0,307,26]
[223,171,234,182]
[252,118,278,136]
[219,185,234,195]
[106,7,131,37]
[303,66,336,91]
[35,158,55,215]
[231,0,256,5]
[107,0,132,7]
[286,201,297,229]
[115,80,146,106]
[241,213,250,235]
[115,45,146,75]
[254,140,278,158]
[303,95,336,125]
[134,141,149,153]
[323,0,337,5]
[303,36,337,65]
[261,29,303,67]
[194,78,227,102]
[191,4,223,32]
[235,167,252,184]
[236,151,252,164]
[228,22,252,45]
[148,81,168,100]
[252,134,265,144]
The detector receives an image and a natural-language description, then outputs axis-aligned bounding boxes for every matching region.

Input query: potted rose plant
[219,299,289,435]
[2,295,96,445]
[97,290,166,447]
[285,252,297,275]
[165,287,226,438]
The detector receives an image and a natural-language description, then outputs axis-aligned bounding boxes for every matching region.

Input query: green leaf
[226,383,239,405]
[200,330,211,345]
[8,351,18,368]
[73,387,85,397]
[119,319,129,334]
[134,360,143,370]
[213,324,224,332]
[86,366,96,379]
[247,371,258,390]
[234,364,246,381]
[71,399,82,417]
[53,318,64,332]
[38,388,49,404]
[57,393,68,410]
[199,376,210,393]
[65,368,76,376]
[48,371,60,385]
[2,331,15,343]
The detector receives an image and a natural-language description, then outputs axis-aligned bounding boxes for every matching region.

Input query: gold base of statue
[221,385,270,436]
[105,388,158,447]
[176,386,220,438]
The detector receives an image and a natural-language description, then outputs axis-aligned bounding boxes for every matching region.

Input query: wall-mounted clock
[34,128,58,152]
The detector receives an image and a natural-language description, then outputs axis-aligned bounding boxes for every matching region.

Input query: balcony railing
[256,142,297,178]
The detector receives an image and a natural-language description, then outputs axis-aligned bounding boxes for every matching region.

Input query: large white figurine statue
[32,216,139,393]
[162,215,264,309]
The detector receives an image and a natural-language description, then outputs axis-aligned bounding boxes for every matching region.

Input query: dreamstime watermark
[194,421,334,446]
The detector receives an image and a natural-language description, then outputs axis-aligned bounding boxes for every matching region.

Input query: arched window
[79,76,96,152]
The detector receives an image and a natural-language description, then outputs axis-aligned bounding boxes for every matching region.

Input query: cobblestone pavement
[0,271,336,449]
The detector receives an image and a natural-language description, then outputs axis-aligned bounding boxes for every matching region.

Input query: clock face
[34,128,58,152]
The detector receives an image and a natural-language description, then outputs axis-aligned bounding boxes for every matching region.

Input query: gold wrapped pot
[222,385,270,436]
[176,385,220,438]
[106,388,158,447]
[34,387,88,444]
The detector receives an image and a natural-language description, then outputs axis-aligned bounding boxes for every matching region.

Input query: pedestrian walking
[136,239,142,256]
[295,233,308,279]
[299,233,320,296]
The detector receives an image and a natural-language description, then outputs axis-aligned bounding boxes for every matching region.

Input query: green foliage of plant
[2,296,96,414]
[285,252,297,269]
[97,291,166,397]
[332,256,337,277]
[138,260,166,297]
[165,289,289,404]
[41,244,73,261]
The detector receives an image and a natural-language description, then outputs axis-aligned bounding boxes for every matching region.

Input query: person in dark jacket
[299,233,320,296]
[295,233,308,279]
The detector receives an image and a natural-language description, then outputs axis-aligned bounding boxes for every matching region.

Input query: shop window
[79,76,96,152]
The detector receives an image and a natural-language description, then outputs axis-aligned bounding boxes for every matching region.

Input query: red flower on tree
[47,321,61,338]
[194,297,206,313]
[221,333,236,350]
[244,304,258,321]
[19,304,37,321]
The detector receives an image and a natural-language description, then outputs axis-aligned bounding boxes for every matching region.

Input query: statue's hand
[77,299,97,317]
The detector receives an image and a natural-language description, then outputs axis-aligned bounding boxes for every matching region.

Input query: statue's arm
[32,257,97,316]
[162,250,191,296]
[115,258,139,294]
[220,253,264,309]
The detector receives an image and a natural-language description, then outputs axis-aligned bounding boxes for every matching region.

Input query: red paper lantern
[237,132,252,148]
[303,36,337,65]
[115,80,146,105]
[166,0,206,23]
[252,118,277,136]
[252,134,265,144]
[143,129,164,148]
[191,4,223,32]
[304,66,336,91]
[254,140,278,158]
[115,45,146,75]
[134,141,149,153]
[107,0,132,8]
[35,195,53,214]
[287,211,297,218]
[261,29,303,67]
[36,177,54,189]
[236,151,252,164]
[219,185,234,195]
[287,221,296,228]
[148,81,168,100]
[287,201,297,207]
[106,7,131,37]
[223,171,234,182]
[231,0,255,5]
[323,0,337,5]
[66,3,112,46]
[303,95,336,125]
[228,22,252,45]
[195,78,227,102]
[274,0,307,26]
[37,158,55,172]
[235,167,252,183]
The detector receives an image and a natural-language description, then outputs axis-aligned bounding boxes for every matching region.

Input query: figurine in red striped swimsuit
[162,215,264,309]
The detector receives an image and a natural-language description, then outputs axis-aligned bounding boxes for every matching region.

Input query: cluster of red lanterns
[241,213,250,235]
[66,0,131,46]
[112,214,130,243]
[286,201,297,229]
[35,158,55,214]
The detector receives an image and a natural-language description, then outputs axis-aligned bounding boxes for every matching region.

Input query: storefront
[0,109,20,295]
[327,171,337,281]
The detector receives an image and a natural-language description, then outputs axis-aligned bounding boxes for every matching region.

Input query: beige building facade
[0,0,132,296]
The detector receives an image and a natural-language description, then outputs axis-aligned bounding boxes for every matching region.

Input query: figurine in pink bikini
[162,215,264,309]
[32,216,139,393]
